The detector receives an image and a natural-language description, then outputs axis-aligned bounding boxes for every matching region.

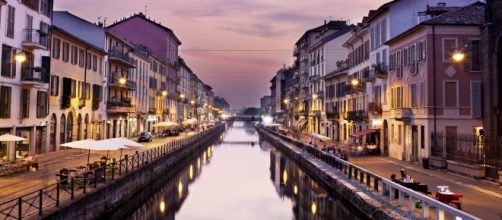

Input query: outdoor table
[436,191,463,209]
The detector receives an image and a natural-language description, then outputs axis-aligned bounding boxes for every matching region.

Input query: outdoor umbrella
[153,121,180,128]
[60,139,98,164]
[0,134,27,161]
[95,138,144,161]
[182,118,197,125]
[312,133,332,142]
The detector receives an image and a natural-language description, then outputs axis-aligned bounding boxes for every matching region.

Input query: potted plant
[33,66,46,74]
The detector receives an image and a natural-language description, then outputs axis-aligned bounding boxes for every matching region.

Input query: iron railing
[0,124,225,219]
[261,127,480,220]
[431,131,484,165]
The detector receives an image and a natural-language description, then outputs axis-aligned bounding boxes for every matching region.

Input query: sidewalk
[0,131,194,203]
[350,156,502,220]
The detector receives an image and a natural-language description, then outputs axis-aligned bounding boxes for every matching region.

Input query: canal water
[107,121,363,220]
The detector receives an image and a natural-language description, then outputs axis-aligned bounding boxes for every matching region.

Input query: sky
[54,0,389,109]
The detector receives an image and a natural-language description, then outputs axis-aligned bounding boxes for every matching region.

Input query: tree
[214,96,230,110]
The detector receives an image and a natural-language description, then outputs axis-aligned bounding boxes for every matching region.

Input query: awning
[349,129,379,138]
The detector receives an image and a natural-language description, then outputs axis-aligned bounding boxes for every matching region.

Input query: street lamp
[190,100,195,105]
[452,50,465,63]
[351,78,360,87]
[162,90,168,97]
[15,52,26,63]
[312,94,318,99]
[179,93,185,99]
[118,77,127,85]
[283,99,290,104]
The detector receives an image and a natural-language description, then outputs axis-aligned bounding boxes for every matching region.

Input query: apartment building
[177,57,193,121]
[386,2,484,165]
[105,31,137,138]
[131,45,150,135]
[0,0,52,161]
[306,23,352,135]
[50,12,107,152]
[322,61,348,142]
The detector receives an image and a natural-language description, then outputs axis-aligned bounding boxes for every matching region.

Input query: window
[444,81,457,107]
[391,124,395,144]
[70,79,76,97]
[1,44,16,78]
[78,49,84,67]
[420,82,426,107]
[381,19,387,44]
[471,81,482,118]
[421,126,425,149]
[370,27,375,50]
[53,38,61,59]
[6,5,15,38]
[62,42,69,62]
[40,0,52,17]
[410,44,417,75]
[411,84,417,107]
[50,75,59,96]
[396,50,402,78]
[86,53,91,69]
[71,46,78,65]
[442,38,457,62]
[418,41,426,62]
[21,89,30,118]
[466,40,481,72]
[0,86,11,118]
[92,55,97,71]
[403,48,409,67]
[398,125,402,145]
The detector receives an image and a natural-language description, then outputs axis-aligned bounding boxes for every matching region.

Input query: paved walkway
[0,131,195,203]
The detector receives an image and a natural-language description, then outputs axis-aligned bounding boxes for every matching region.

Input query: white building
[0,0,52,161]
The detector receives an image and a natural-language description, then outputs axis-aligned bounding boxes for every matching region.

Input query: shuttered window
[471,81,482,118]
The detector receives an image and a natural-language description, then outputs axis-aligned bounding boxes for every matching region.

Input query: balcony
[21,0,38,11]
[302,83,309,89]
[21,67,49,85]
[22,29,49,50]
[392,108,413,122]
[368,102,382,116]
[326,112,340,119]
[346,110,368,121]
[293,47,299,56]
[108,73,136,90]
[309,74,320,82]
[107,98,135,113]
[108,50,136,68]
[362,69,375,83]
[373,63,388,79]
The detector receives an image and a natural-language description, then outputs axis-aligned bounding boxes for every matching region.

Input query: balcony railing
[309,74,320,82]
[21,67,49,84]
[108,74,136,90]
[362,69,375,82]
[392,108,412,121]
[373,63,388,79]
[107,100,135,113]
[22,29,49,49]
[346,110,368,121]
[368,102,382,116]
[108,50,136,67]
[326,112,340,119]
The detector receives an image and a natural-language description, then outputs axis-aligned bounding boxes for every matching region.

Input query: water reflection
[111,122,361,220]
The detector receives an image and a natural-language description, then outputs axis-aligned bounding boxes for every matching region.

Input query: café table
[436,190,463,209]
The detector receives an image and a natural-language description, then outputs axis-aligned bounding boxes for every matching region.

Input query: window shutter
[471,81,482,118]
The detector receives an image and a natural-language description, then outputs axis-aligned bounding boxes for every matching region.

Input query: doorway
[411,125,418,162]
[383,120,389,156]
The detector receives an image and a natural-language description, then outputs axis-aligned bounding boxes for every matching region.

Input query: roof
[52,26,107,54]
[295,20,349,45]
[107,12,182,45]
[385,2,485,45]
[421,1,485,25]
[322,67,348,80]
[365,0,398,23]
[53,11,106,50]
[308,25,354,52]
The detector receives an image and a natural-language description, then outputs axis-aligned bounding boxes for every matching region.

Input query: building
[131,45,151,135]
[260,96,273,115]
[50,12,107,152]
[107,13,181,123]
[482,0,502,181]
[293,21,351,134]
[306,23,352,135]
[322,61,348,142]
[177,57,193,121]
[0,0,53,161]
[386,2,484,168]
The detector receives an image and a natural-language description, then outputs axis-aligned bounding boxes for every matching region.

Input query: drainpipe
[432,25,441,159]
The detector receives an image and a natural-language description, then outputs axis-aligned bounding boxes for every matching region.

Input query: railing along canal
[261,127,480,220]
[0,124,224,220]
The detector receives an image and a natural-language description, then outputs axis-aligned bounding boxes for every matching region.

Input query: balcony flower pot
[422,158,429,169]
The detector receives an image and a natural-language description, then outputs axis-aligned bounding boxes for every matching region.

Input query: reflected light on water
[189,164,194,180]
[311,202,317,215]
[159,200,165,213]
[178,180,183,197]
[197,158,201,171]
[203,152,207,164]
[282,170,288,184]
[293,185,298,195]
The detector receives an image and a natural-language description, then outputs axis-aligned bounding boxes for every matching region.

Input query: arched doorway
[67,112,74,142]
[84,114,89,139]
[383,120,389,156]
[60,114,66,144]
[77,114,82,141]
[50,114,57,151]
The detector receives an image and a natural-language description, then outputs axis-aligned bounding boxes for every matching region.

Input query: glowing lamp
[351,78,360,86]
[452,51,465,62]
[118,77,127,85]
[15,52,26,63]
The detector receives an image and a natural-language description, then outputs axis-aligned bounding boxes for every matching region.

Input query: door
[445,126,458,160]
[383,120,389,156]
[411,126,418,162]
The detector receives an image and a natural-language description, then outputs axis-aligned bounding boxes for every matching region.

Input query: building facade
[0,0,52,161]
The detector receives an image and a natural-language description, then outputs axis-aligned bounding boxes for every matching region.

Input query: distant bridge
[219,141,259,145]
[225,116,261,121]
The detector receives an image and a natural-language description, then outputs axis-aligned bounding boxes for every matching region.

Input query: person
[341,152,348,161]
[390,174,397,182]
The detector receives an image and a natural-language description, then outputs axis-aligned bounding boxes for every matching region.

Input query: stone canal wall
[257,127,406,220]
[44,125,225,220]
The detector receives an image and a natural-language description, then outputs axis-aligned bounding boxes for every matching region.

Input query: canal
[105,121,364,220]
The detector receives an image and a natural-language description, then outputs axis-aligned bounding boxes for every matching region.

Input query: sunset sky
[54,0,389,109]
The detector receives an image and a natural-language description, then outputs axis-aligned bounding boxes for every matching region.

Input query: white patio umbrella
[60,139,98,164]
[182,118,197,125]
[95,138,144,160]
[0,134,27,142]
[153,121,180,128]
